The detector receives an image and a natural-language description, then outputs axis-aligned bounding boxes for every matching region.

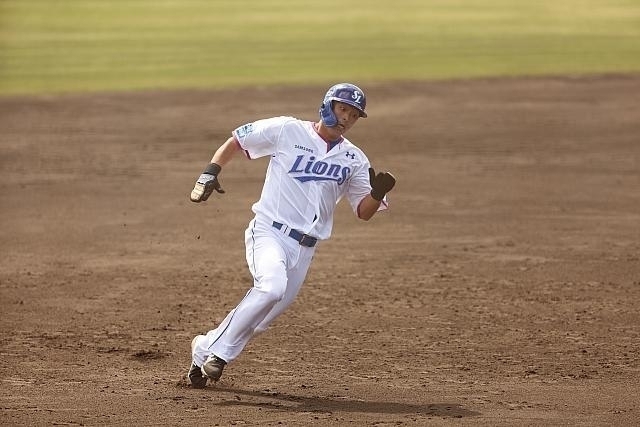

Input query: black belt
[272,222,318,247]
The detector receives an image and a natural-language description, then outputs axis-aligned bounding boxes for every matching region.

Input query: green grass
[1,0,639,95]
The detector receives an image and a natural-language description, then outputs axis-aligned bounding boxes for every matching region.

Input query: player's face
[331,101,361,136]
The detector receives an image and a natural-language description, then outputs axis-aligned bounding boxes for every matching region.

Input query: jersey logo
[294,144,314,154]
[345,151,355,159]
[288,155,351,185]
[235,123,254,138]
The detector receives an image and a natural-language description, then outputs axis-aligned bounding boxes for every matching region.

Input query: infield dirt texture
[1,75,640,425]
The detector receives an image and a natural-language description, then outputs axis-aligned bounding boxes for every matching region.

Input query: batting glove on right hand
[369,167,396,201]
[190,163,225,202]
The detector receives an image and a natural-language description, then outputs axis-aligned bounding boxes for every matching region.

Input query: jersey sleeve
[232,116,291,159]
[345,157,389,215]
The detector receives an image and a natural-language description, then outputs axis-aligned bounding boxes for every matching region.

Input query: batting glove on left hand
[190,163,225,202]
[369,167,396,201]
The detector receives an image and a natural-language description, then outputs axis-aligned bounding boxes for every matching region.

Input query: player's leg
[193,219,289,366]
[191,290,251,367]
[253,245,315,335]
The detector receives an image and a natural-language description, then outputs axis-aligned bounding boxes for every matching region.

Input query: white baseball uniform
[192,116,388,366]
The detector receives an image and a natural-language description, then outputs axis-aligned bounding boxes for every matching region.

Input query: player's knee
[263,287,285,304]
[254,275,287,303]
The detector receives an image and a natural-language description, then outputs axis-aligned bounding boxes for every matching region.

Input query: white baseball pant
[192,215,315,366]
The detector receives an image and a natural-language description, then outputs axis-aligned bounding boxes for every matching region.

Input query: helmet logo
[352,91,362,104]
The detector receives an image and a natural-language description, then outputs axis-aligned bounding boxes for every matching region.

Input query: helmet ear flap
[319,100,338,127]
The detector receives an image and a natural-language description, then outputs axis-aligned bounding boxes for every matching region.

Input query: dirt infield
[1,75,639,426]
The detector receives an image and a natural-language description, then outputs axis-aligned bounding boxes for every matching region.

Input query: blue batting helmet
[319,83,367,127]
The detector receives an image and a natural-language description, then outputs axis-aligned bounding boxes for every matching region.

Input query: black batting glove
[369,167,396,201]
[190,163,225,202]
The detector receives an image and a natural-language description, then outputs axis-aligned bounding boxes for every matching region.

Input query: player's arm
[210,136,243,167]
[190,136,243,202]
[357,195,383,221]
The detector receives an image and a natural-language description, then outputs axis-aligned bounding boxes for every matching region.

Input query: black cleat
[187,361,208,388]
[202,355,227,381]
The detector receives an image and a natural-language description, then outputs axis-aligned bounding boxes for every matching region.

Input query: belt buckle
[298,234,315,247]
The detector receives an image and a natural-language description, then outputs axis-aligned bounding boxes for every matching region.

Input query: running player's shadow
[211,386,480,418]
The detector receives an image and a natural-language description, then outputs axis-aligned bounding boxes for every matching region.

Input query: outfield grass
[1,0,639,95]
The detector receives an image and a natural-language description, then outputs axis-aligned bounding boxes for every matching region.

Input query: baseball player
[187,83,396,388]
